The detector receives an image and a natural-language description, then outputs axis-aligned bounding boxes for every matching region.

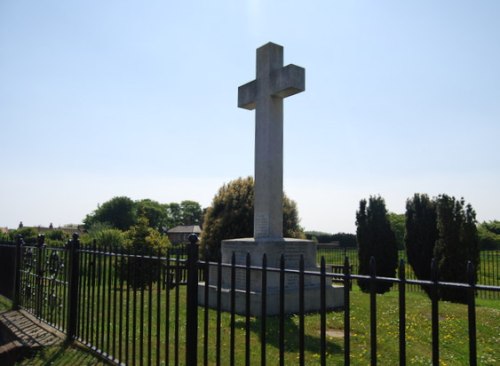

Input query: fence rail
[0,236,498,365]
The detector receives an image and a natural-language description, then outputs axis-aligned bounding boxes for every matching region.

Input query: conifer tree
[434,195,479,302]
[356,196,398,293]
[405,194,479,303]
[405,193,438,296]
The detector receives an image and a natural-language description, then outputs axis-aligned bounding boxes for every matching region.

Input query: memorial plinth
[198,42,344,315]
[198,238,344,316]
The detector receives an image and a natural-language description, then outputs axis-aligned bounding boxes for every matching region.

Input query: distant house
[167,225,202,245]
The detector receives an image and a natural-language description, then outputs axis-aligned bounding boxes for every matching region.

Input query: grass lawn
[72,277,499,365]
[4,246,499,365]
[198,287,499,365]
[2,285,499,365]
[0,295,107,365]
[0,295,11,313]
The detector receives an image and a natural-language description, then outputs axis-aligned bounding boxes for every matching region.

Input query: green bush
[117,217,170,289]
[478,221,500,249]
[405,193,439,297]
[201,177,304,260]
[434,195,479,303]
[356,196,398,294]
[405,194,479,303]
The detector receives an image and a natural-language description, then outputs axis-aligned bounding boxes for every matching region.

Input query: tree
[45,229,69,246]
[478,221,500,249]
[201,177,305,260]
[117,216,170,289]
[81,227,126,248]
[434,195,479,303]
[84,196,137,231]
[180,200,203,226]
[405,194,438,296]
[136,199,169,231]
[332,233,357,248]
[388,212,405,250]
[165,202,182,228]
[405,194,480,303]
[356,196,398,294]
[10,227,38,243]
[304,231,357,247]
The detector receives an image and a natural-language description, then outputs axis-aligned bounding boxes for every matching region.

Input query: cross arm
[270,64,305,98]
[238,80,257,110]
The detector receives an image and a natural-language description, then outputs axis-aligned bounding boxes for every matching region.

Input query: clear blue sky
[1,1,499,233]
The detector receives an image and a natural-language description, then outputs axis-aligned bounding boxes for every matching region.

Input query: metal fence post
[35,234,45,318]
[67,233,80,341]
[185,233,199,366]
[12,235,23,309]
[467,261,477,366]
[431,258,439,366]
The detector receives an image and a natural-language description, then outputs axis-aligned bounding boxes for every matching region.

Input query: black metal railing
[0,241,16,299]
[0,234,498,365]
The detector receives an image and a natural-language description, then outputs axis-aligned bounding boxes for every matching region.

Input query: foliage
[387,212,405,250]
[405,193,438,296]
[83,196,204,233]
[9,227,38,243]
[44,229,70,246]
[81,227,127,248]
[117,216,170,289]
[478,221,500,249]
[180,200,203,226]
[45,229,68,241]
[434,194,479,303]
[164,200,203,228]
[165,202,182,228]
[201,177,305,260]
[405,194,480,303]
[331,233,357,248]
[356,196,398,294]
[84,196,137,231]
[0,231,9,242]
[137,199,170,231]
[305,231,357,247]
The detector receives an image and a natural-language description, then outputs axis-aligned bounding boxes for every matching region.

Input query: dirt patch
[325,329,346,338]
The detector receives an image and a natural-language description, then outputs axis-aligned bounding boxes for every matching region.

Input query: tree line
[2,178,498,298]
[356,194,486,303]
[83,196,203,232]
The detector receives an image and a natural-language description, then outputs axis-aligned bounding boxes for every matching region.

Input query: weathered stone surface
[238,42,305,239]
[199,43,343,315]
[198,238,344,316]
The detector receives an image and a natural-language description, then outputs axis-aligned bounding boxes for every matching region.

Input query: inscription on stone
[254,213,269,238]
[234,251,249,288]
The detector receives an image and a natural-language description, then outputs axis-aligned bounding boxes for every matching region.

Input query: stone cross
[238,42,305,239]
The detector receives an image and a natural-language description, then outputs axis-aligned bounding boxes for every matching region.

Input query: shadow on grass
[17,342,110,366]
[234,314,343,356]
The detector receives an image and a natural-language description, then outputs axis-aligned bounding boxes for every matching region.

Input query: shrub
[118,217,170,289]
[434,195,479,303]
[201,177,304,260]
[356,196,398,294]
[405,194,438,296]
[405,194,479,303]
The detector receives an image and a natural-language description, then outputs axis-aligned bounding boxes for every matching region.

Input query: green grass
[15,343,108,366]
[69,276,500,365]
[0,294,11,312]
[0,295,106,365]
[8,248,500,365]
[5,283,500,365]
